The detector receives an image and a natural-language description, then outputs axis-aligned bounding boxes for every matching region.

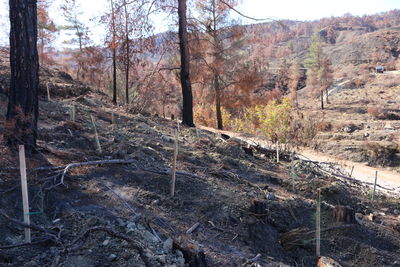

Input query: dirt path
[299,148,400,193]
[327,79,351,96]
[199,125,400,194]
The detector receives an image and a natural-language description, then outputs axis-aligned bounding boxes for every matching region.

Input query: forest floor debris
[0,70,399,266]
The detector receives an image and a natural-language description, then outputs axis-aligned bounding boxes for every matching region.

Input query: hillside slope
[0,59,400,266]
[299,69,400,171]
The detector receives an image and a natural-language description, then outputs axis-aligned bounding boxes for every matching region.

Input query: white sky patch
[237,0,399,22]
[0,0,399,47]
[0,0,9,46]
[50,0,108,48]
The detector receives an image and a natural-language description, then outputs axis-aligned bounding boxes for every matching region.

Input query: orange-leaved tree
[37,0,58,66]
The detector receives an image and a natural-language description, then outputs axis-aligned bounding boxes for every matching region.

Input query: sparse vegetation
[316,120,332,132]
[0,3,400,267]
[362,141,399,166]
[368,106,400,120]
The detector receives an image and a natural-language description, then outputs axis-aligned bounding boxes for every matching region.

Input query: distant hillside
[242,10,400,69]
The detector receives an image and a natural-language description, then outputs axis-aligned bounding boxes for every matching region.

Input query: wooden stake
[176,119,180,132]
[46,82,51,101]
[350,166,354,177]
[372,171,378,201]
[170,129,178,197]
[70,104,75,122]
[316,188,321,258]
[19,145,31,243]
[290,152,295,191]
[276,140,280,163]
[90,115,102,153]
[111,112,115,131]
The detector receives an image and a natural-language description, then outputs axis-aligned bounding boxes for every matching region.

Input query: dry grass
[290,111,324,145]
[367,106,383,119]
[377,75,400,88]
[316,120,332,132]
[367,106,400,120]
[332,122,360,133]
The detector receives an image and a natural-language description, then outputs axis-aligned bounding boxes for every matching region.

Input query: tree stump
[173,241,207,267]
[242,146,254,156]
[250,199,268,215]
[317,256,342,267]
[333,206,355,224]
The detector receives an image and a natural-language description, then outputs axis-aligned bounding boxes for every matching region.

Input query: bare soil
[298,71,400,172]
[0,87,400,267]
[0,50,400,266]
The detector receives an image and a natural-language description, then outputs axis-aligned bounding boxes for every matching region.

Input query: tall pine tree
[178,0,195,127]
[304,34,332,109]
[6,0,39,153]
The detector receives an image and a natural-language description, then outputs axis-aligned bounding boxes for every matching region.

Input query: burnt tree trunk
[125,48,129,105]
[6,0,39,153]
[112,45,117,105]
[211,0,223,130]
[111,0,117,105]
[320,91,324,110]
[325,88,329,104]
[178,0,194,127]
[333,206,355,224]
[214,75,223,130]
[124,0,129,105]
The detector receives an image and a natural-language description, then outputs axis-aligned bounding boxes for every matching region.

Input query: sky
[0,0,399,47]
[238,0,399,22]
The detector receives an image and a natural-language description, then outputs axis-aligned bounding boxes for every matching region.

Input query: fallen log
[186,222,200,234]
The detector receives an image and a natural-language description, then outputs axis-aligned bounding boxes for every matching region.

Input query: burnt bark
[111,0,117,105]
[173,241,208,267]
[178,0,194,127]
[6,0,39,153]
[112,45,117,105]
[250,199,268,215]
[211,0,223,130]
[123,0,129,105]
[214,75,223,130]
[333,206,355,224]
[320,91,324,110]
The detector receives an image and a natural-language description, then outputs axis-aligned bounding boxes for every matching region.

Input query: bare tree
[178,0,194,127]
[110,0,118,104]
[6,0,39,153]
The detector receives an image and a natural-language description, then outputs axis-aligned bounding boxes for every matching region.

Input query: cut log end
[250,199,268,215]
[317,256,343,267]
[333,206,356,224]
[173,240,208,267]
